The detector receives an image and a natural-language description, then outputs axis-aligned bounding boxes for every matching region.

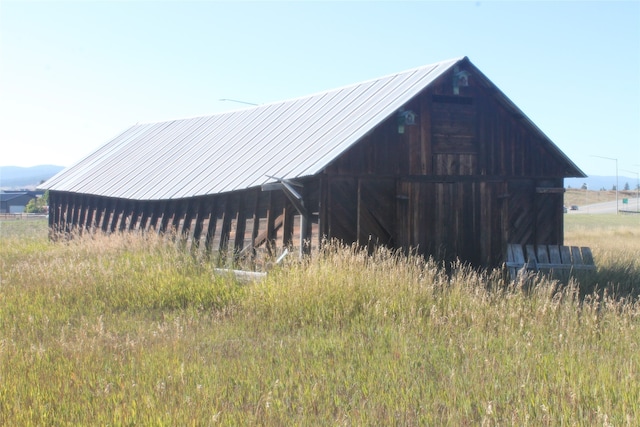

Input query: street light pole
[591,155,619,214]
[584,183,588,211]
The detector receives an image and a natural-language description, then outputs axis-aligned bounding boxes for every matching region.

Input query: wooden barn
[40,57,585,268]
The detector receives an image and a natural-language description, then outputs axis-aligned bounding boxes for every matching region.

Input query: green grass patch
[0,218,48,239]
[565,213,640,232]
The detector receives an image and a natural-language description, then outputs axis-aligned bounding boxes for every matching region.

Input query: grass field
[1,217,639,425]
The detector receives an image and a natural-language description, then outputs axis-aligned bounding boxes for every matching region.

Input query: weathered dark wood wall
[49,63,571,268]
[322,65,567,266]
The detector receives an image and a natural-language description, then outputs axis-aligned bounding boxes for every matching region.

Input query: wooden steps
[506,243,596,281]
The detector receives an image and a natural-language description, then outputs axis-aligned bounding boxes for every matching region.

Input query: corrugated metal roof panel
[40,56,582,200]
[41,57,463,200]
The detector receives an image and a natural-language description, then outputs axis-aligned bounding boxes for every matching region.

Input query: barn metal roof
[0,192,30,202]
[40,57,584,200]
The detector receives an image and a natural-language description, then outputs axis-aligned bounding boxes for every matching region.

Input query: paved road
[568,197,640,214]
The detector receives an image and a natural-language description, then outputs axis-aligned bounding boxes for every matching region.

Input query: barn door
[504,179,563,248]
[504,181,535,247]
[326,177,396,250]
[534,180,564,245]
[357,179,396,249]
[415,181,481,265]
[396,180,484,265]
[327,177,358,244]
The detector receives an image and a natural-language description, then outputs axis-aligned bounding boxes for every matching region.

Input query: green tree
[624,182,630,191]
[24,192,48,214]
[24,198,38,213]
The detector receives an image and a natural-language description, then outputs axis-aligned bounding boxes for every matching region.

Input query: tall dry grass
[1,218,639,425]
[564,214,639,296]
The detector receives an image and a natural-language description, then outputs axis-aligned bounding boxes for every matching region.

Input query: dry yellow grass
[1,218,639,425]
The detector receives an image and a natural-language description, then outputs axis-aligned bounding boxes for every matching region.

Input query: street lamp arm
[219,98,259,106]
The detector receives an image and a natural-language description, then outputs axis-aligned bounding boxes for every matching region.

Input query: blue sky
[1,1,638,180]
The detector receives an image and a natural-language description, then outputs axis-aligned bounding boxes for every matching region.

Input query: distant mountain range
[566,175,639,191]
[0,164,637,192]
[0,165,65,189]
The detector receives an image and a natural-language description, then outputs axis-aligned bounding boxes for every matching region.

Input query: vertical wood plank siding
[321,68,569,266]
[48,66,572,267]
